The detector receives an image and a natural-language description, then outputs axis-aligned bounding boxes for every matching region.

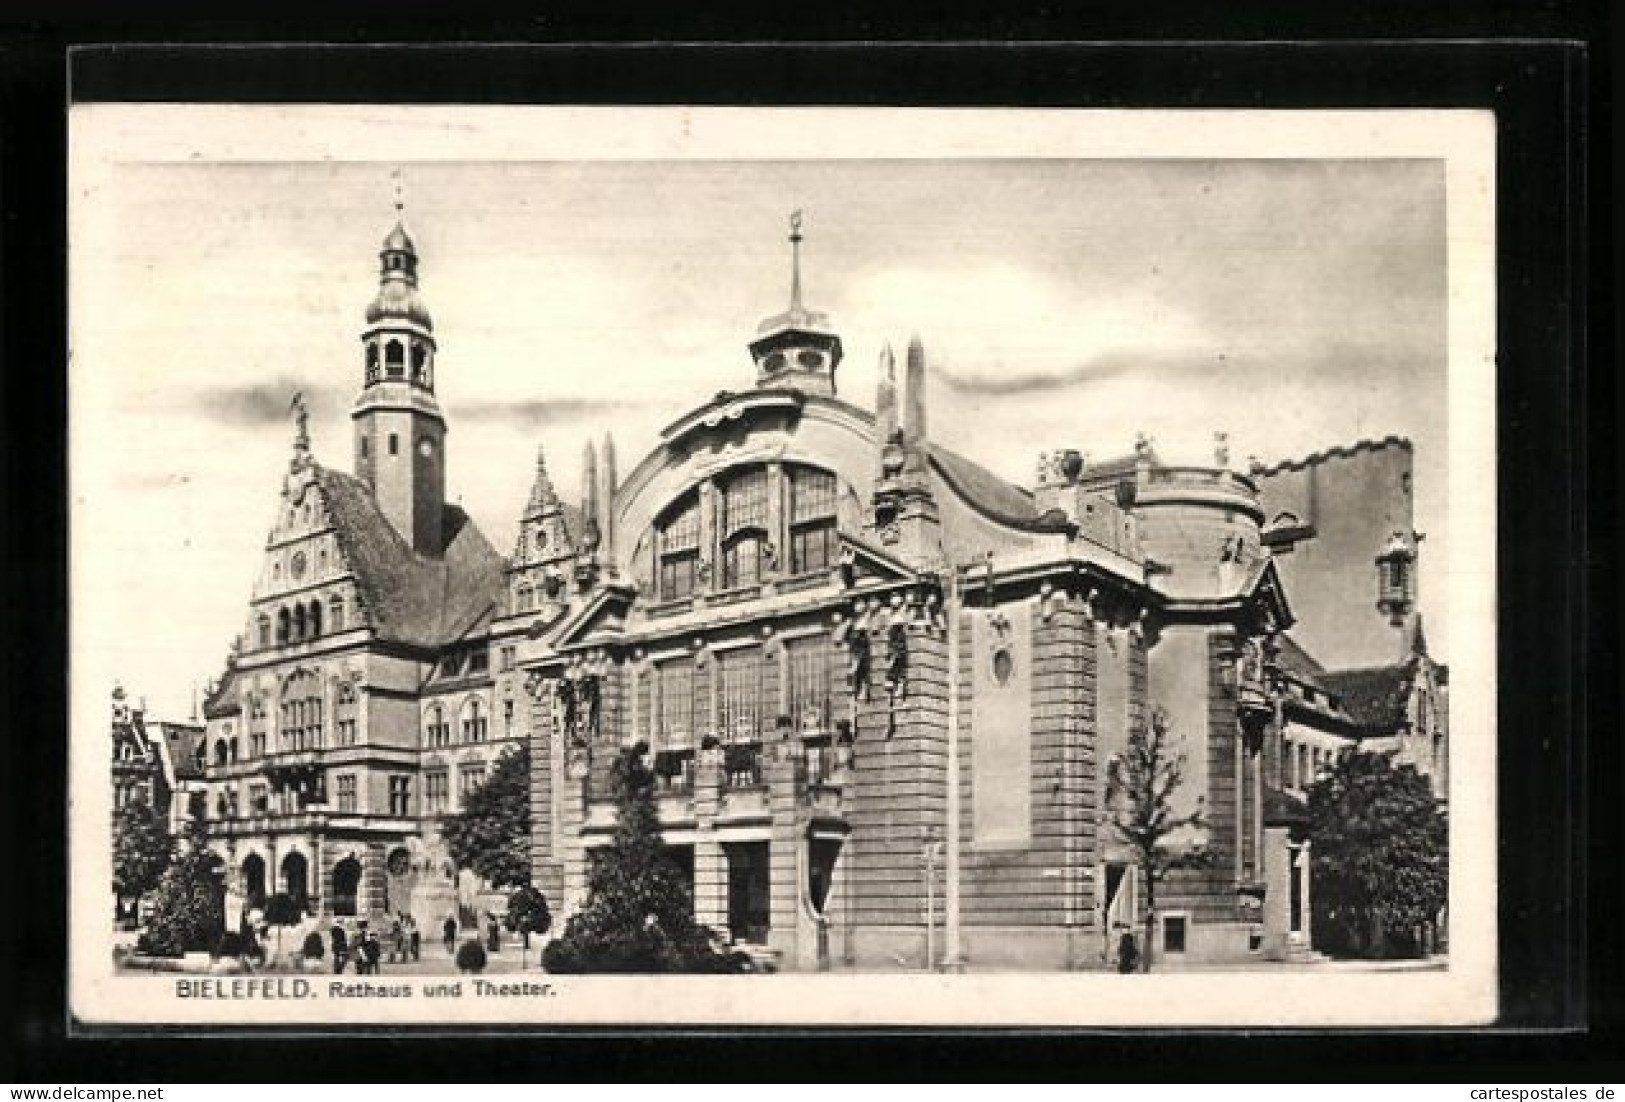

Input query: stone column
[767,748,802,963]
[693,748,727,933]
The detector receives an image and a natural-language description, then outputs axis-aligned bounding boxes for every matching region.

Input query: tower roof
[365,219,433,329]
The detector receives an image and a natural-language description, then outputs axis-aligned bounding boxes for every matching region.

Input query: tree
[443,743,531,890]
[1107,709,1209,972]
[542,746,749,974]
[1305,749,1447,959]
[138,815,226,957]
[113,798,173,923]
[506,885,551,949]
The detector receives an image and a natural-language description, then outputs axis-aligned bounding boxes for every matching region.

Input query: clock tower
[351,212,447,555]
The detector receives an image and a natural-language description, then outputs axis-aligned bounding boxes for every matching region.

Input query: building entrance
[725,841,771,945]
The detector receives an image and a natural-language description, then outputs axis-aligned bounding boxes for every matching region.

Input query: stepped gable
[927,443,1069,532]
[1252,435,1412,477]
[317,466,504,649]
[1318,660,1416,733]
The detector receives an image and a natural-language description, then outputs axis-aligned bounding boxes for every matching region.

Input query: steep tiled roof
[1319,661,1415,732]
[316,467,505,649]
[928,444,1069,532]
[1273,633,1327,690]
[202,662,242,718]
[156,722,206,780]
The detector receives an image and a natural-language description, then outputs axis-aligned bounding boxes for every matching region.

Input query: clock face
[290,551,307,580]
[418,437,435,458]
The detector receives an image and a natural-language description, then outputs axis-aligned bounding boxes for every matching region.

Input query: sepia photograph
[67,104,1497,1027]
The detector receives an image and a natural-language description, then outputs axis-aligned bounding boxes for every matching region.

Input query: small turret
[748,211,843,397]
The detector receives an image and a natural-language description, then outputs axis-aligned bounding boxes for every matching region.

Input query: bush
[456,939,488,974]
[264,893,304,926]
[302,931,325,960]
[140,819,226,958]
[214,931,245,960]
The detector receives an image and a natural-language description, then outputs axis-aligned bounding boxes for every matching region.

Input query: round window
[992,648,1015,686]
[763,352,787,374]
[797,349,823,370]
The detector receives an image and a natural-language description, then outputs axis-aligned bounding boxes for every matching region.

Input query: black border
[3,23,1612,1081]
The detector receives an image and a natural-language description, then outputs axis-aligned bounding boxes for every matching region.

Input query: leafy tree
[1306,749,1447,959]
[113,798,173,921]
[1107,709,1209,972]
[138,815,226,957]
[505,884,552,951]
[443,744,531,890]
[543,747,750,974]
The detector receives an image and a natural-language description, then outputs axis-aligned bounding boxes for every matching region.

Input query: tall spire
[904,333,929,474]
[876,342,898,441]
[788,208,804,314]
[580,438,601,553]
[599,432,618,569]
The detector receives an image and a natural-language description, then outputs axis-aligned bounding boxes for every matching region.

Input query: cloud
[934,349,1228,396]
[456,396,650,428]
[193,375,343,428]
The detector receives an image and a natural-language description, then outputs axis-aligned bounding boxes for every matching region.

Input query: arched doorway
[242,853,268,910]
[281,851,309,909]
[332,856,362,917]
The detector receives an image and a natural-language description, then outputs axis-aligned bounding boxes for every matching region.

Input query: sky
[72,146,1450,720]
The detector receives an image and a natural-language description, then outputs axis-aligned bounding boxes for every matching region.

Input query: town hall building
[191,210,1448,969]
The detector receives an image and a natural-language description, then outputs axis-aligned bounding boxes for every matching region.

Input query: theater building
[191,212,1447,968]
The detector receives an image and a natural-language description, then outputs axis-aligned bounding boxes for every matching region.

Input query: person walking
[406,915,421,962]
[443,915,458,956]
[330,923,349,975]
[389,918,404,965]
[486,914,501,954]
[1116,930,1140,974]
[363,929,383,974]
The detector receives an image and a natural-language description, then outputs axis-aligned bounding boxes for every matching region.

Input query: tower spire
[524,443,559,519]
[788,209,804,314]
[904,333,929,475]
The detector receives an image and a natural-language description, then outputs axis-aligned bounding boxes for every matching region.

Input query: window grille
[721,468,769,536]
[717,646,766,744]
[789,467,837,524]
[786,636,832,733]
[656,659,695,750]
[424,771,449,814]
[335,774,356,813]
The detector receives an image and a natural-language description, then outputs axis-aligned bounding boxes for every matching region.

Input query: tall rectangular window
[459,764,487,801]
[424,771,449,815]
[789,467,838,575]
[786,636,832,732]
[656,658,695,750]
[717,646,766,744]
[658,494,701,601]
[335,774,357,813]
[388,775,411,816]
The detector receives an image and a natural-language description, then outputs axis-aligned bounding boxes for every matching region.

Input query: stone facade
[188,212,1447,968]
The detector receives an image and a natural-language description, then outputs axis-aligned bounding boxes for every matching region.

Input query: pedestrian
[389,918,405,964]
[363,930,383,974]
[1116,930,1140,974]
[443,915,458,956]
[330,923,349,975]
[486,914,501,954]
[406,915,421,962]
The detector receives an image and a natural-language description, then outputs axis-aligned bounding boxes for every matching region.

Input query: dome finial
[392,166,405,217]
[788,209,804,313]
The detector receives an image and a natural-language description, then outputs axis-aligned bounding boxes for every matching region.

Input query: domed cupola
[365,222,435,330]
[748,210,843,398]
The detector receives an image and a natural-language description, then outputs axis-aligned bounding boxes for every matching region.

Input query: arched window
[257,614,271,650]
[365,343,381,384]
[308,599,322,637]
[424,703,449,749]
[788,465,839,575]
[230,738,239,763]
[720,468,769,589]
[329,593,345,633]
[292,604,307,641]
[279,669,323,752]
[385,339,405,377]
[411,343,428,385]
[214,740,230,768]
[462,698,487,743]
[656,491,700,601]
[276,608,291,646]
[515,582,534,613]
